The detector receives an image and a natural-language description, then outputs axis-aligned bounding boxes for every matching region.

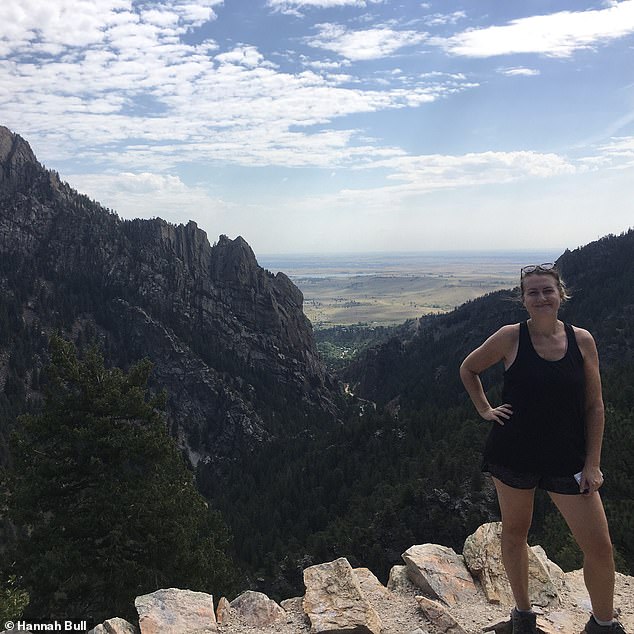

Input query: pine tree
[5,335,236,623]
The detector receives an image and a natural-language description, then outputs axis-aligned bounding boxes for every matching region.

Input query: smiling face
[521,273,563,317]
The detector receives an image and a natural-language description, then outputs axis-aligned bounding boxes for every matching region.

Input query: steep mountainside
[0,125,340,468]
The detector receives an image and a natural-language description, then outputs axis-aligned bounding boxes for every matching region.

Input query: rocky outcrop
[302,557,383,634]
[0,125,49,195]
[228,590,286,626]
[134,588,218,634]
[402,544,478,606]
[0,125,340,468]
[85,522,634,634]
[463,523,564,607]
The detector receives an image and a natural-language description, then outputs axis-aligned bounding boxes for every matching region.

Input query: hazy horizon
[258,248,564,272]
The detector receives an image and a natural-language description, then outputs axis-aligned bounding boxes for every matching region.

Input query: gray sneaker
[583,615,627,634]
[511,608,537,634]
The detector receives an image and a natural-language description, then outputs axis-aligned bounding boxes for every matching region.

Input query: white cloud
[0,1,223,57]
[267,0,375,10]
[274,150,580,226]
[347,151,579,202]
[423,11,466,27]
[306,23,427,60]
[266,0,386,17]
[594,135,634,168]
[3,0,631,254]
[299,55,349,70]
[498,67,540,77]
[440,0,634,58]
[600,135,634,153]
[66,171,234,223]
[141,9,181,28]
[1,0,476,173]
[215,46,270,68]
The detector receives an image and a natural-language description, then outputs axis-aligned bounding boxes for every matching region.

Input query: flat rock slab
[402,544,478,606]
[416,595,468,633]
[135,588,217,634]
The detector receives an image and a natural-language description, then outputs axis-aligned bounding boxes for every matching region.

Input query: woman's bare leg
[493,477,536,611]
[549,491,615,622]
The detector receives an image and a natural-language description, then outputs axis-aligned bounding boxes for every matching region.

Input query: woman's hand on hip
[479,404,513,425]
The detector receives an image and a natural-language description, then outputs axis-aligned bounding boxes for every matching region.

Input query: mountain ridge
[0,125,340,470]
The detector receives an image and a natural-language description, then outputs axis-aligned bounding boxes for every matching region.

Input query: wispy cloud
[363,150,578,195]
[278,150,581,231]
[267,0,379,11]
[66,171,235,225]
[422,11,467,27]
[439,0,634,58]
[595,135,634,168]
[498,67,541,77]
[306,23,427,60]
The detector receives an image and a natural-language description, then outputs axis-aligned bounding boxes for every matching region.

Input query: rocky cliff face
[0,125,339,465]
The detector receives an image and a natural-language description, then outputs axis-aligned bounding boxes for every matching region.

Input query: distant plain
[259,251,560,328]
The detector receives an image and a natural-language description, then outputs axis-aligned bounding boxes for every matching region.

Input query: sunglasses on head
[520,262,556,277]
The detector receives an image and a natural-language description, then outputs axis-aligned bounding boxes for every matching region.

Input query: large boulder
[229,590,286,626]
[463,522,562,606]
[402,544,478,606]
[303,557,383,633]
[135,588,217,634]
[354,567,390,598]
[387,564,416,593]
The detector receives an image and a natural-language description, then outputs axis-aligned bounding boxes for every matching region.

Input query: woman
[459,263,626,634]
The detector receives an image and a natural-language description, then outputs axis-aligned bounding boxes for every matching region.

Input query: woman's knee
[580,533,614,562]
[501,521,531,545]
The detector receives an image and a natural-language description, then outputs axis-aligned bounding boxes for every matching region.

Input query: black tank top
[484,321,586,475]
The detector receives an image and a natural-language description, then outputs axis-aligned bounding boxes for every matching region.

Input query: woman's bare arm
[459,324,518,425]
[575,326,605,493]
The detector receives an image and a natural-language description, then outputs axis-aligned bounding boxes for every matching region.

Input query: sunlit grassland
[259,251,558,328]
[297,273,514,327]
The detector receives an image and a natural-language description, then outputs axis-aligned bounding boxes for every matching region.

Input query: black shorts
[483,462,584,495]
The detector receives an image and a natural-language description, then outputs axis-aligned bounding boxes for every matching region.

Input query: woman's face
[521,273,562,316]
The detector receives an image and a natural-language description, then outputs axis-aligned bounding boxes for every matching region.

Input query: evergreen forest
[2,336,236,623]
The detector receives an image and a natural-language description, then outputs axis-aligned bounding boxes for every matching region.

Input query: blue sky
[2,0,634,255]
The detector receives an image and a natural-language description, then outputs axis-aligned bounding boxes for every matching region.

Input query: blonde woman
[460,264,626,634]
